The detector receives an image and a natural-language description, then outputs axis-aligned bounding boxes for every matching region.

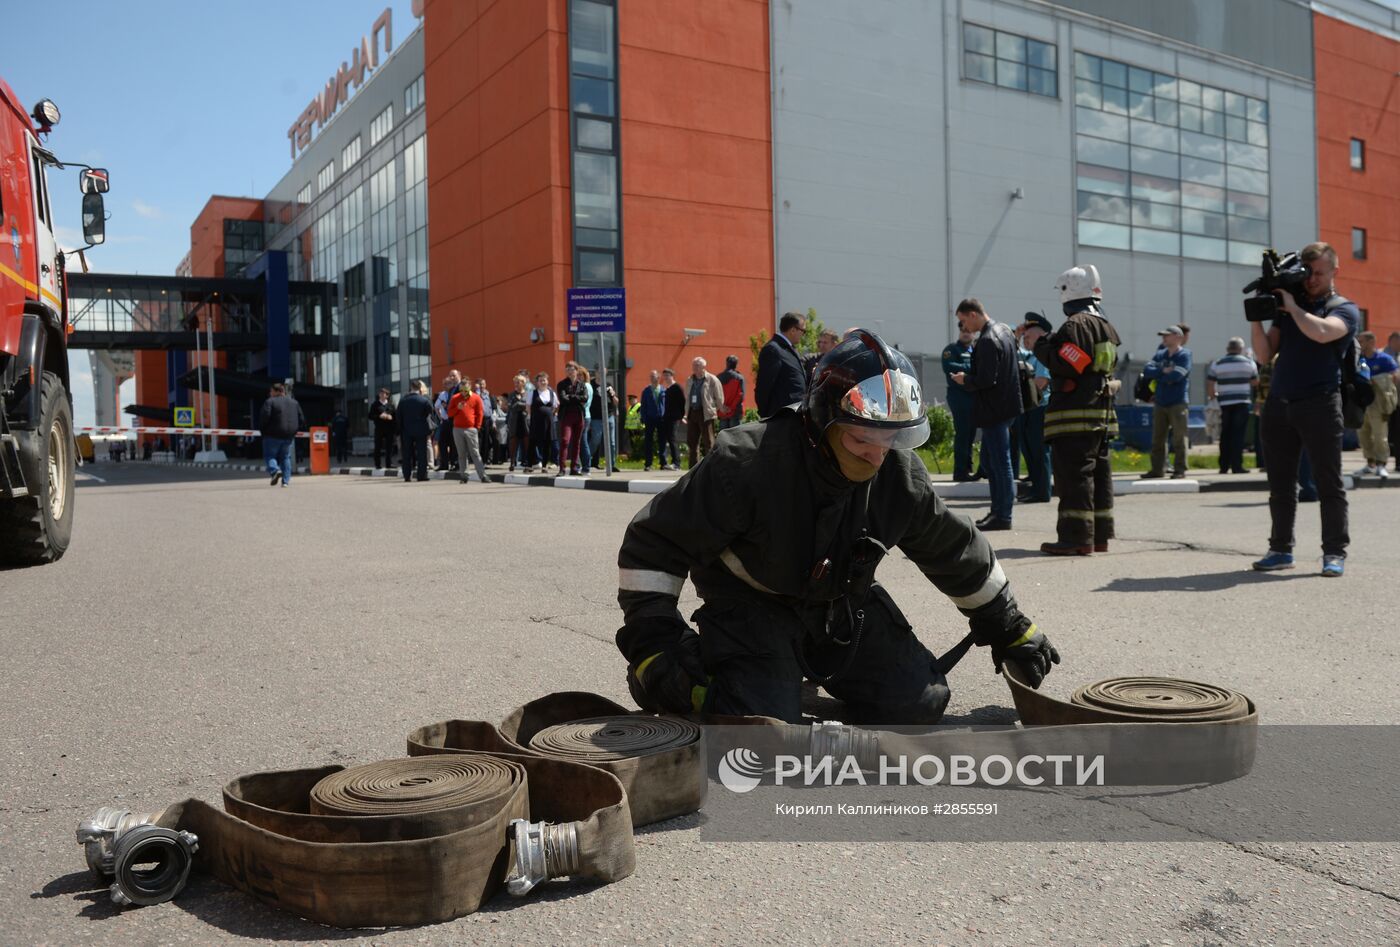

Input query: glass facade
[569,0,624,384]
[1074,52,1270,264]
[963,23,1057,98]
[262,54,429,434]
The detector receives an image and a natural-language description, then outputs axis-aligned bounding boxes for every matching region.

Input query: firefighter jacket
[615,412,1026,664]
[1032,306,1122,441]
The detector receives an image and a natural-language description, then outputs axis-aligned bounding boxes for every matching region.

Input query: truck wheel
[1,371,75,565]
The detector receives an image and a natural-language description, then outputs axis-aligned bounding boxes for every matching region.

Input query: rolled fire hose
[76,747,635,927]
[711,668,1257,786]
[409,691,707,828]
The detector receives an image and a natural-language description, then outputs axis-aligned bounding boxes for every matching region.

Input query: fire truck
[0,78,108,565]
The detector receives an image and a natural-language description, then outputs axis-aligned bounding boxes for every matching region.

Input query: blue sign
[173,406,195,428]
[567,287,626,333]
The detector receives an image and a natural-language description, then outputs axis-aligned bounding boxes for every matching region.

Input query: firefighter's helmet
[803,329,929,450]
[1054,264,1103,304]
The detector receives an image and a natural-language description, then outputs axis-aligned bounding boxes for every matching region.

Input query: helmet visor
[837,370,929,449]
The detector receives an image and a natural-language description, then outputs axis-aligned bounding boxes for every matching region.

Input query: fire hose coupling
[808,720,881,770]
[505,819,582,897]
[76,807,198,907]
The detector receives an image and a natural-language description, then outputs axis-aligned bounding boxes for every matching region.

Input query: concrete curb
[335,466,675,493]
[933,477,1206,498]
[132,460,310,474]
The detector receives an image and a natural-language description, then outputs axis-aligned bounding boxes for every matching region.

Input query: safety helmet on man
[1054,264,1102,304]
[803,328,929,450]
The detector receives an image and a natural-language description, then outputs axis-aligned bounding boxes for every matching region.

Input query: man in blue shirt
[1249,241,1360,577]
[1357,331,1398,478]
[940,327,977,481]
[1206,337,1259,474]
[1141,325,1192,479]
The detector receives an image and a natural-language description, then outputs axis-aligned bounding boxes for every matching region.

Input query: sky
[9,0,1400,426]
[6,0,420,427]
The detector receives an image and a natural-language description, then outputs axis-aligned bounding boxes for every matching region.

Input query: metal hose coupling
[76,807,198,907]
[505,819,582,897]
[807,720,881,771]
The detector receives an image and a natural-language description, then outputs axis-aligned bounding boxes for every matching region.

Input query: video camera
[1241,249,1310,322]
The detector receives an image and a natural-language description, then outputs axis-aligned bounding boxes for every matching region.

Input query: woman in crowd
[556,361,588,476]
[506,377,530,470]
[576,366,595,475]
[528,371,557,473]
[494,394,510,464]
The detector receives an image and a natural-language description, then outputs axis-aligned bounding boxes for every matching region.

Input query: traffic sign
[567,287,625,333]
[173,406,195,428]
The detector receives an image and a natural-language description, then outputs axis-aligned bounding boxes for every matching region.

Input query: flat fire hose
[409,691,707,828]
[79,747,635,927]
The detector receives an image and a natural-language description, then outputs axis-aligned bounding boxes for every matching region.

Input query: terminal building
[137,0,1398,435]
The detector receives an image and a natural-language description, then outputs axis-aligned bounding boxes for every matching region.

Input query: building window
[963,23,1057,98]
[1358,308,1368,331]
[569,0,621,288]
[1353,227,1367,260]
[296,183,312,205]
[1350,138,1365,171]
[1074,51,1269,264]
[405,74,425,114]
[342,135,362,170]
[370,104,393,146]
[317,161,335,194]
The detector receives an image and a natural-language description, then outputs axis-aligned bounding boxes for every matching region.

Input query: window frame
[1352,227,1367,260]
[1074,50,1270,264]
[962,21,1058,100]
[1350,138,1365,171]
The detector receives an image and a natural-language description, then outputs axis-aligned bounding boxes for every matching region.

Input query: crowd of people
[355,356,751,480]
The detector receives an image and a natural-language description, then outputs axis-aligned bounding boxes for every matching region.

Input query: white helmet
[1055,264,1102,304]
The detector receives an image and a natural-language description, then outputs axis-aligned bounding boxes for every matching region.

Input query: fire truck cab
[0,77,108,566]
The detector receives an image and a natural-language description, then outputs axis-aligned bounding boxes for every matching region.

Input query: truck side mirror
[82,192,105,245]
[80,168,110,194]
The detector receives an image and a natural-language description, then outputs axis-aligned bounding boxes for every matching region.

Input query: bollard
[310,426,330,475]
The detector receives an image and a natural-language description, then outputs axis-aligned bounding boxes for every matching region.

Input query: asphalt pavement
[2,461,1397,945]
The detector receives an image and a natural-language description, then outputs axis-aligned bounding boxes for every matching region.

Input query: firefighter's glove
[628,633,708,715]
[990,621,1060,689]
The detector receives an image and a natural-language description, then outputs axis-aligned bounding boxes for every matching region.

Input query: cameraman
[1249,242,1359,577]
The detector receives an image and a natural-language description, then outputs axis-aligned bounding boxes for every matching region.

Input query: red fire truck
[0,78,108,565]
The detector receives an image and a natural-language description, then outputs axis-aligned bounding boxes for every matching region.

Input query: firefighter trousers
[691,585,951,726]
[1050,430,1114,546]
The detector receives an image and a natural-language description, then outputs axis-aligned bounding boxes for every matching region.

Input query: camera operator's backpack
[1326,295,1373,429]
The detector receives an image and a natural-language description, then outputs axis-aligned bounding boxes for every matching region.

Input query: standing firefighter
[615,329,1060,725]
[1021,265,1123,556]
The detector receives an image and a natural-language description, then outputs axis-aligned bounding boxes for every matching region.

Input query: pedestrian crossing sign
[173,407,195,428]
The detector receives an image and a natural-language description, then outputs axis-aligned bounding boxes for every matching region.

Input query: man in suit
[370,388,396,469]
[397,380,435,482]
[756,311,808,418]
[661,368,685,470]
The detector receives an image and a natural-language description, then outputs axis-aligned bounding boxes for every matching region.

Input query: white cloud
[131,199,161,220]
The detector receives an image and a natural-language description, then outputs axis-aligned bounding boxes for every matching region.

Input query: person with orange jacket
[448,382,488,484]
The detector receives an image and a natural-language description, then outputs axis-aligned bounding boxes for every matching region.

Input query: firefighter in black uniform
[615,329,1060,724]
[1021,265,1123,556]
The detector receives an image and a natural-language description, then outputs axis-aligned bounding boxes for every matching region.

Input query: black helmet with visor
[803,328,929,450]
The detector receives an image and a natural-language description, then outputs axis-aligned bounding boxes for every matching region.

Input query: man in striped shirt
[1207,337,1259,474]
